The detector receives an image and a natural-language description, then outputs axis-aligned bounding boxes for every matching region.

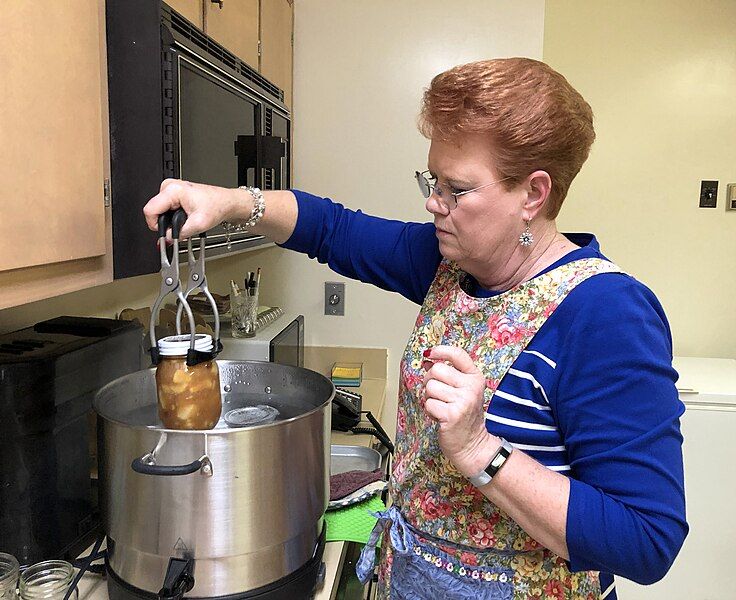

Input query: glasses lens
[415,171,431,198]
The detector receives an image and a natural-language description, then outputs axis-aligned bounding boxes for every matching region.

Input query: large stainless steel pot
[93,360,333,597]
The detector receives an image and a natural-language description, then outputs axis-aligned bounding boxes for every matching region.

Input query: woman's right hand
[143,179,246,239]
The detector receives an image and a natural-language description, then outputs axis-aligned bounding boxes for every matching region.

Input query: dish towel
[330,468,384,501]
[327,480,387,511]
[324,495,386,545]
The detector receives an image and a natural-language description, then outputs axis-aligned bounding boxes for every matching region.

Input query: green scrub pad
[324,494,386,544]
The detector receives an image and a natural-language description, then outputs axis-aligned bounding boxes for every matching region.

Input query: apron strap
[356,506,413,584]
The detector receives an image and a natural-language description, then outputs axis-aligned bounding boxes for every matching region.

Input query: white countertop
[673,356,736,396]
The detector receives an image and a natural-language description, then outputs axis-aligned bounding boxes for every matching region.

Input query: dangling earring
[519,219,534,247]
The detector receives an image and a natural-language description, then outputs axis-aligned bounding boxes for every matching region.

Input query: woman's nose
[425,192,449,216]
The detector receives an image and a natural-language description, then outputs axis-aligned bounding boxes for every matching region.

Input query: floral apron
[357,257,622,599]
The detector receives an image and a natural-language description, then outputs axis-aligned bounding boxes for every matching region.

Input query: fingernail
[421,360,433,371]
[422,349,432,358]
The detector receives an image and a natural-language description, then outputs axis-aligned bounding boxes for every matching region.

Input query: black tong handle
[158,208,188,240]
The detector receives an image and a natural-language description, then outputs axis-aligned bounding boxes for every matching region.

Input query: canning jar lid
[157,334,213,356]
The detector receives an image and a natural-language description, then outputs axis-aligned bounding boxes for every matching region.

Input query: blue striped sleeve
[556,274,688,584]
[279,189,442,304]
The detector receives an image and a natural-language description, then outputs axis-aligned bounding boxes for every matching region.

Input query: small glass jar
[19,560,76,600]
[156,334,221,430]
[0,553,19,600]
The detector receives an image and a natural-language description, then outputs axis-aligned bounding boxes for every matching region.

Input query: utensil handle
[157,208,188,240]
[131,456,202,476]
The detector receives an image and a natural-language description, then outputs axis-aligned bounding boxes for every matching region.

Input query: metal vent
[264,108,274,189]
[265,108,273,136]
[162,49,176,178]
[168,10,285,102]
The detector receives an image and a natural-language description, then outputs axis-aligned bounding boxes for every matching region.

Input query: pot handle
[131,454,212,477]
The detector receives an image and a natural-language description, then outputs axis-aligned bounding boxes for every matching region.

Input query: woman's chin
[437,238,459,261]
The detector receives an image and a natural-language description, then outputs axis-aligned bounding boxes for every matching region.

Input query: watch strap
[468,438,514,488]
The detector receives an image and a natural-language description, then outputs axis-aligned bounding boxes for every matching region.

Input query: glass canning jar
[156,334,221,430]
[18,560,76,600]
[0,553,19,600]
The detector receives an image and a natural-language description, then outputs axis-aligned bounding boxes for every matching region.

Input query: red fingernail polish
[423,349,431,358]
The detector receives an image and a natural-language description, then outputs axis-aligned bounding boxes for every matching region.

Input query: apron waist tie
[356,506,412,584]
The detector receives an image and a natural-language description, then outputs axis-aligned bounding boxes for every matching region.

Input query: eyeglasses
[415,170,512,210]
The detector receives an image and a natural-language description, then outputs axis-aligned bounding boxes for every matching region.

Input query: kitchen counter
[76,368,388,600]
[316,377,387,600]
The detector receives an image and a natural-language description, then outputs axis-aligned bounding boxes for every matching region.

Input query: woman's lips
[435,225,451,236]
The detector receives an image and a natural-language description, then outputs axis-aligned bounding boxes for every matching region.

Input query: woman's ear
[521,170,552,221]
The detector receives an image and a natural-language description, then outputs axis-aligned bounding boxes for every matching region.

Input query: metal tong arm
[149,209,197,353]
[175,233,221,344]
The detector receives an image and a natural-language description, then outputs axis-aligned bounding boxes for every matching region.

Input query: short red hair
[418,58,594,218]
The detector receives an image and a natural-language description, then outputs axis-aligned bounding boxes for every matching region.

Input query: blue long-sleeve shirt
[281,190,688,594]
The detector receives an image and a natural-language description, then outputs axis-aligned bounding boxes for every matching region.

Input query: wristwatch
[468,438,514,488]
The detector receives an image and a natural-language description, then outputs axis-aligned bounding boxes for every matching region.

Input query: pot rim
[93,360,335,435]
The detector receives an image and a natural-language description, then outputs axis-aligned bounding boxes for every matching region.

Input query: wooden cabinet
[165,0,204,29]
[205,0,260,68]
[202,0,293,107]
[0,0,292,309]
[0,1,111,309]
[260,0,294,107]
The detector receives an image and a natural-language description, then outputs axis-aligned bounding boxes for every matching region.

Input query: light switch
[699,180,718,208]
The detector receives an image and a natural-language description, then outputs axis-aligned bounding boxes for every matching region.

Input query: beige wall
[286,0,545,435]
[544,0,736,358]
[4,1,732,438]
[5,1,732,411]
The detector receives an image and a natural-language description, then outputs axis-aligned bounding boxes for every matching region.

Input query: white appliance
[617,356,736,599]
[218,312,304,367]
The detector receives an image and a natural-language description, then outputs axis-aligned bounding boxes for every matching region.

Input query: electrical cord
[350,411,394,454]
[64,534,105,600]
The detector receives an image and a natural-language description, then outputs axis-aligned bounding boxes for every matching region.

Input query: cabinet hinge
[258,40,262,57]
[104,178,112,208]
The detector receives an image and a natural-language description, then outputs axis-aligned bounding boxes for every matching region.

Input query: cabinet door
[205,0,260,68]
[165,0,204,29]
[260,0,293,107]
[0,1,111,309]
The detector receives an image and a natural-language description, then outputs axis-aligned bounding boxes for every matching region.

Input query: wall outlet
[699,180,718,208]
[324,282,345,316]
[726,183,736,211]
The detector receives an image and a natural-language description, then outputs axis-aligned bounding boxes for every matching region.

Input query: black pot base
[106,526,326,600]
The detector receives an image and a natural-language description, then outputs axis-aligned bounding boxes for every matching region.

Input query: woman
[144,58,687,599]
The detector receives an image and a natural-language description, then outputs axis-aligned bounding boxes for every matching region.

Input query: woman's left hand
[423,345,498,477]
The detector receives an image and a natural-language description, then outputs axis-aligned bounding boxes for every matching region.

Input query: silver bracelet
[221,186,265,242]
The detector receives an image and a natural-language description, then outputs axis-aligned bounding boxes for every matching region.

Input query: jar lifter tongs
[148,209,222,366]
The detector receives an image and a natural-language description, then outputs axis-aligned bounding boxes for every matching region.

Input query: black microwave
[106,1,290,279]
